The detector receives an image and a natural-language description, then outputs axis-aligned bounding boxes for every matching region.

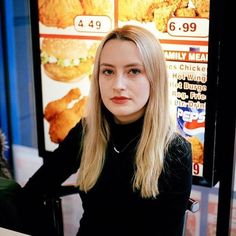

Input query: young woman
[20,25,192,236]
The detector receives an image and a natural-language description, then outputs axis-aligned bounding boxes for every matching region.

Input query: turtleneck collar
[109,115,144,147]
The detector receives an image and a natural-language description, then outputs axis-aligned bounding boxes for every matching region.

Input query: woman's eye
[102,69,113,75]
[129,68,141,75]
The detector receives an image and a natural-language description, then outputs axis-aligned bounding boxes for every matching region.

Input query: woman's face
[99,39,150,124]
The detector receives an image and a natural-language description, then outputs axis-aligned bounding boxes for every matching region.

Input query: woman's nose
[113,74,126,90]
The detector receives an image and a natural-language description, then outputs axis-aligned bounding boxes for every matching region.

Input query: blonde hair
[77,25,175,198]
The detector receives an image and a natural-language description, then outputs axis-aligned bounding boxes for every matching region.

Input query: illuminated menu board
[31,0,218,186]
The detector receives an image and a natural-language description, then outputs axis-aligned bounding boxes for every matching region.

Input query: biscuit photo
[38,0,84,28]
[80,0,113,17]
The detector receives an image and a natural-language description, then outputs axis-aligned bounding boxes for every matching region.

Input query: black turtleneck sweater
[20,117,192,236]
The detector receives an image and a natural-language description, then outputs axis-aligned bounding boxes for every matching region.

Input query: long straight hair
[77,25,175,198]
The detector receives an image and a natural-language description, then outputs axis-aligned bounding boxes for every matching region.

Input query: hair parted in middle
[77,24,175,198]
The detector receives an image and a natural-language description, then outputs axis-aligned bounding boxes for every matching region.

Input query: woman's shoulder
[62,120,84,142]
[161,133,192,193]
[54,120,84,156]
[169,132,191,154]
[165,132,192,167]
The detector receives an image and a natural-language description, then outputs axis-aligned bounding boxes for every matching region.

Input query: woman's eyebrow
[100,63,114,67]
[100,63,144,67]
[125,63,144,67]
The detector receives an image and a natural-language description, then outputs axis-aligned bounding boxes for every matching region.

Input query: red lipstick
[111,96,130,104]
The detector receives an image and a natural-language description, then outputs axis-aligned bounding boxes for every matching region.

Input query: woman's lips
[111,96,130,104]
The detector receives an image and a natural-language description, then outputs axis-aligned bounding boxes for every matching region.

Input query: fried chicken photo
[186,136,204,164]
[44,87,82,121]
[191,0,210,18]
[118,0,209,33]
[44,88,88,143]
[48,96,87,143]
[119,0,158,22]
[38,0,84,28]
